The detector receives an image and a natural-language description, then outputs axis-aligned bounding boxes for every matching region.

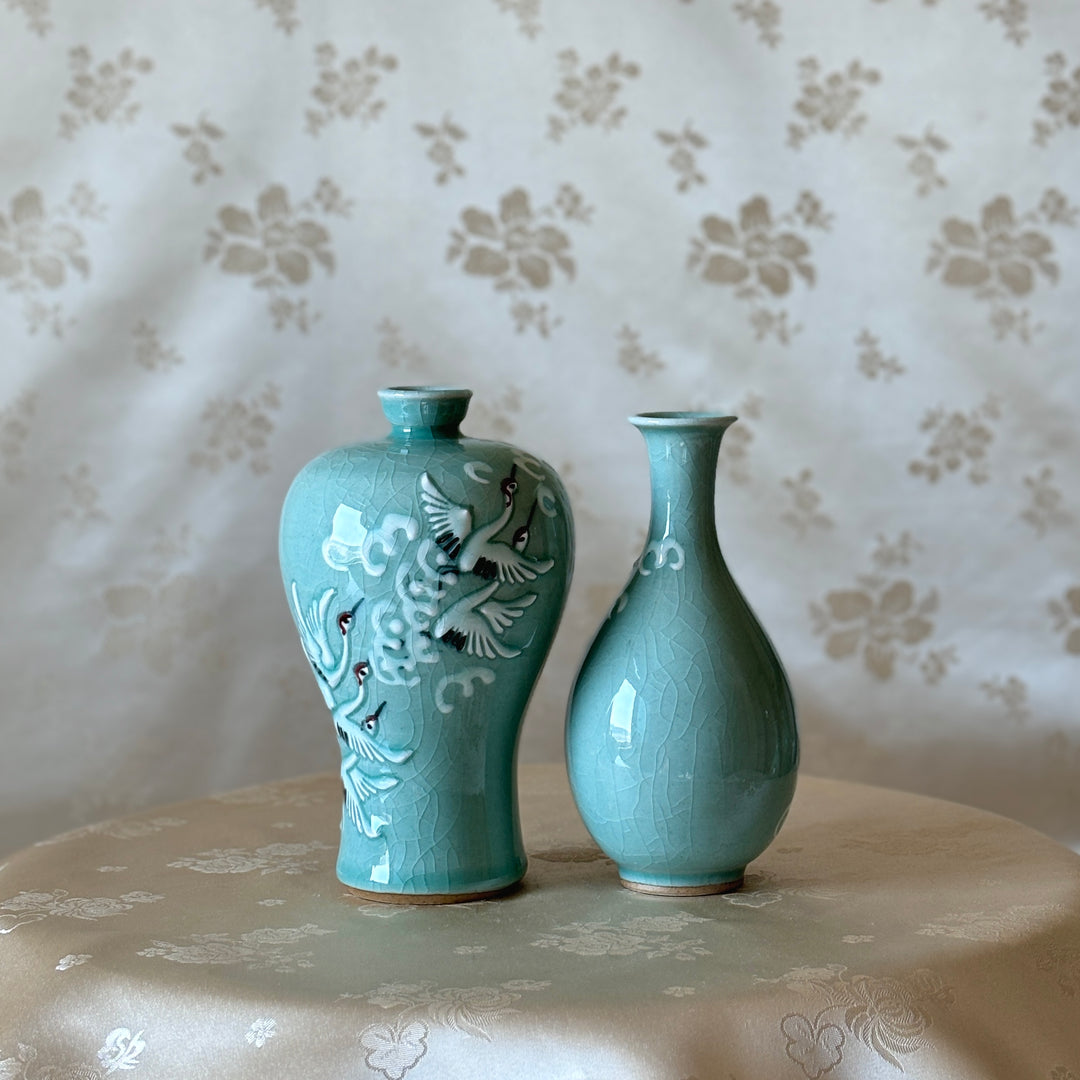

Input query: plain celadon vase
[279,386,573,902]
[566,411,798,895]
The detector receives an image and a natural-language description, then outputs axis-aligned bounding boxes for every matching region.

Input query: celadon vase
[279,386,573,902]
[566,411,798,895]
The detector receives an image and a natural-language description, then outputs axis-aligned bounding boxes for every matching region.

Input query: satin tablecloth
[1,765,1078,1079]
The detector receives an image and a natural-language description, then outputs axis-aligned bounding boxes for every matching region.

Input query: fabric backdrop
[1,0,1078,857]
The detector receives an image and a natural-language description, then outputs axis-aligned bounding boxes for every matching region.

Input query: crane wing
[343,771,398,838]
[419,473,472,559]
[473,545,555,584]
[478,591,537,633]
[336,719,414,765]
[439,591,536,660]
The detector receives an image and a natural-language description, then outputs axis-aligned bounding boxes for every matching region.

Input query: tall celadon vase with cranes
[279,387,573,902]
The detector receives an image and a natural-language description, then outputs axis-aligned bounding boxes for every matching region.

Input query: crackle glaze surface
[566,413,798,891]
[279,387,573,898]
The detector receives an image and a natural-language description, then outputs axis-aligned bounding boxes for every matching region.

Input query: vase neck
[631,413,737,552]
[378,385,472,439]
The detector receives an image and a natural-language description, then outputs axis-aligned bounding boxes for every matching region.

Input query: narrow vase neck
[632,413,737,552]
[378,386,472,440]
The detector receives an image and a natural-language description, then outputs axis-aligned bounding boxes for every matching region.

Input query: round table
[1,766,1078,1078]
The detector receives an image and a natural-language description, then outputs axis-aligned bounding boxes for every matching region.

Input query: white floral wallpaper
[0,0,1077,856]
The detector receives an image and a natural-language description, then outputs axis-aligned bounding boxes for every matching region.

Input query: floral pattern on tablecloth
[0,768,1077,1078]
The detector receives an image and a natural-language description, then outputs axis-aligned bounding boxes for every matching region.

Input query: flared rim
[629,411,737,429]
[378,386,473,400]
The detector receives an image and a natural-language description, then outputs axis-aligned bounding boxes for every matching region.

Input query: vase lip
[378,385,473,401]
[629,411,737,430]
[378,386,473,431]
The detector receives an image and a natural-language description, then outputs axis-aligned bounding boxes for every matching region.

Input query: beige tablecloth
[1,766,1078,1078]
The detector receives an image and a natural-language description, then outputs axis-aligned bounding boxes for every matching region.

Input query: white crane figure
[336,699,415,839]
[432,580,537,659]
[290,582,362,704]
[419,467,554,584]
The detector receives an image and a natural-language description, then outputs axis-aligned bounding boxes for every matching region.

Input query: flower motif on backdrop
[895,127,949,197]
[131,322,184,373]
[254,0,299,35]
[854,329,905,381]
[927,190,1075,342]
[204,181,351,331]
[687,192,830,344]
[547,50,641,142]
[0,185,105,336]
[980,0,1030,46]
[0,188,85,283]
[1034,52,1080,145]
[1020,466,1072,537]
[908,395,1001,485]
[306,42,399,136]
[0,391,36,482]
[733,1,783,48]
[492,0,541,40]
[1048,588,1080,657]
[810,533,956,685]
[787,57,881,149]
[447,185,592,336]
[171,113,226,184]
[415,115,467,185]
[59,46,153,138]
[189,382,283,476]
[59,463,109,525]
[780,470,833,538]
[467,385,522,440]
[376,318,431,371]
[6,0,52,35]
[615,326,664,376]
[980,675,1031,724]
[716,392,762,486]
[655,122,708,193]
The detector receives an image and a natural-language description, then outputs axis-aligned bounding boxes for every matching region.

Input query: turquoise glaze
[566,412,798,894]
[279,387,573,901]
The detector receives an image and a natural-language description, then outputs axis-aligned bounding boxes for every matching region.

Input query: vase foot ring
[619,876,744,897]
[344,880,522,906]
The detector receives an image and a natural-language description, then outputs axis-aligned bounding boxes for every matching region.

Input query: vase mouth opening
[630,411,737,430]
[378,386,473,430]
